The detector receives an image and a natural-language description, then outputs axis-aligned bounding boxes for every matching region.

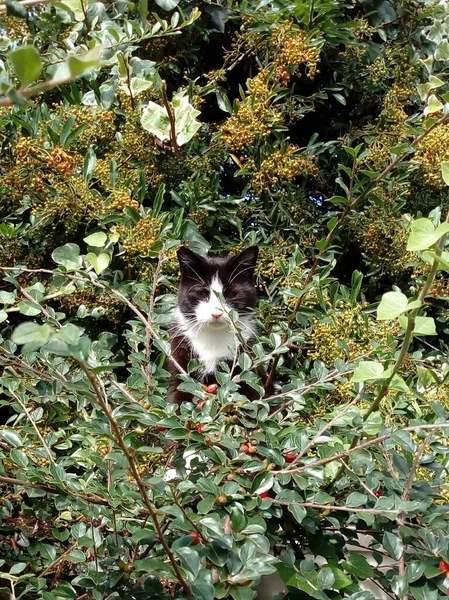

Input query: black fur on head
[176,246,259,317]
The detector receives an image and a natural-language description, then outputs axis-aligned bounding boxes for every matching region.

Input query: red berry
[187,532,201,546]
[439,560,449,573]
[284,453,296,463]
[197,400,205,410]
[155,425,166,432]
[206,383,218,394]
[259,492,270,499]
[240,444,249,453]
[195,424,205,433]
[374,491,382,498]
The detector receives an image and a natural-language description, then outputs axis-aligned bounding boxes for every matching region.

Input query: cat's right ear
[177,247,203,277]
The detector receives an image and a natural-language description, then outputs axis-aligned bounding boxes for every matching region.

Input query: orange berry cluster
[47,146,75,176]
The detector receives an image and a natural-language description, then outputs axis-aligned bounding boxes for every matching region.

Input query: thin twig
[77,362,192,595]
[273,500,399,514]
[9,390,55,465]
[161,81,179,152]
[275,423,449,475]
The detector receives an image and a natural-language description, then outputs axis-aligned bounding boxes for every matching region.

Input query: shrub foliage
[1,0,449,598]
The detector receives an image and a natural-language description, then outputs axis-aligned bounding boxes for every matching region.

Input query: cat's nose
[211,310,223,320]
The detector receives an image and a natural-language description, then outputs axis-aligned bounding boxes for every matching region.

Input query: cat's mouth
[206,318,228,329]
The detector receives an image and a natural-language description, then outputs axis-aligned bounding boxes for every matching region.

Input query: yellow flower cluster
[61,104,116,149]
[219,70,282,151]
[310,300,400,364]
[121,215,161,258]
[249,146,318,194]
[106,189,139,213]
[415,124,449,189]
[189,209,209,230]
[275,29,320,84]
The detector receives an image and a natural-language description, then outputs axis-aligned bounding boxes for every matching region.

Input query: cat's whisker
[228,264,256,285]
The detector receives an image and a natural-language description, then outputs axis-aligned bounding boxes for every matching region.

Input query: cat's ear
[232,246,258,278]
[177,247,203,277]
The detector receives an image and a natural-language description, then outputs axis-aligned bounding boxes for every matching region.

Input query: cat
[166,246,273,404]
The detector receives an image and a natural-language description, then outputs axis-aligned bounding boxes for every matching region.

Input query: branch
[273,500,399,514]
[0,475,110,506]
[161,80,179,152]
[78,362,192,596]
[276,423,449,475]
[0,0,52,11]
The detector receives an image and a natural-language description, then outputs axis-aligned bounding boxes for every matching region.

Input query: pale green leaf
[87,252,110,274]
[9,45,42,86]
[407,218,438,251]
[84,232,107,247]
[12,322,52,345]
[377,291,408,320]
[424,94,443,116]
[141,101,171,142]
[52,243,82,271]
[352,361,384,382]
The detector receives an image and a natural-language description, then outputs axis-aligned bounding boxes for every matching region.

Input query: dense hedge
[1,0,449,598]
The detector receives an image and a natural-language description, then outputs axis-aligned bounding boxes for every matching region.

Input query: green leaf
[18,300,41,316]
[288,504,307,525]
[154,0,180,10]
[352,361,384,382]
[0,291,16,304]
[191,581,215,600]
[424,94,443,116]
[83,146,96,181]
[435,40,449,61]
[407,218,449,251]
[383,532,404,560]
[342,552,374,578]
[345,492,368,507]
[52,243,82,271]
[67,47,101,78]
[139,0,148,20]
[251,471,273,494]
[0,430,23,447]
[413,316,436,336]
[10,563,27,575]
[317,566,335,590]
[10,448,29,467]
[87,252,110,275]
[66,549,86,563]
[442,162,449,186]
[141,101,171,142]
[84,232,107,247]
[5,0,28,18]
[12,322,52,345]
[9,45,42,86]
[377,291,408,320]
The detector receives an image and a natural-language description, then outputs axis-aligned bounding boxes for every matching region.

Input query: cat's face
[176,246,258,330]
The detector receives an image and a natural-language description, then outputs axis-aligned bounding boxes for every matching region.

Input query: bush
[1,0,449,598]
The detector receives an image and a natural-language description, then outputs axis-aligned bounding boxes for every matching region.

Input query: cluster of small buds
[249,146,318,194]
[106,190,139,213]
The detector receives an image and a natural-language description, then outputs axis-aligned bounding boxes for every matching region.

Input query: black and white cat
[167,246,272,404]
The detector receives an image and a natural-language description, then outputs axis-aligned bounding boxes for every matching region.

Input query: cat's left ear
[232,246,258,278]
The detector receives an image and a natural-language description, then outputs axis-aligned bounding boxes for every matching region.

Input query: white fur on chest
[174,308,255,376]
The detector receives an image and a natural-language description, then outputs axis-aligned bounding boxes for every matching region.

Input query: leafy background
[1,0,449,598]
